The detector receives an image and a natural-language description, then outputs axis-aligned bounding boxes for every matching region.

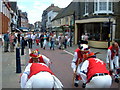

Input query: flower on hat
[30,49,41,58]
[83,52,95,59]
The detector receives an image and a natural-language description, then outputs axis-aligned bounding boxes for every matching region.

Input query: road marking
[63,50,74,56]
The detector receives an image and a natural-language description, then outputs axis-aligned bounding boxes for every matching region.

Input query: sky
[9,0,73,24]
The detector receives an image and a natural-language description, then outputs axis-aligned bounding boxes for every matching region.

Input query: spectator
[40,32,44,48]
[43,32,48,49]
[3,31,10,52]
[21,37,25,55]
[49,33,56,50]
[9,32,15,52]
[0,33,3,47]
[28,32,32,49]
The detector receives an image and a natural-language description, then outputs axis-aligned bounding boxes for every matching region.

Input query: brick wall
[1,13,10,34]
[0,13,2,33]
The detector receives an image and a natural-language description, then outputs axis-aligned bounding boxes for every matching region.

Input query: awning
[19,27,29,32]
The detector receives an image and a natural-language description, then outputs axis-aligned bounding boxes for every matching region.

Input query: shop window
[84,23,109,41]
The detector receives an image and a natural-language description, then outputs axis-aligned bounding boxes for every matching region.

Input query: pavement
[1,44,119,88]
[2,46,30,88]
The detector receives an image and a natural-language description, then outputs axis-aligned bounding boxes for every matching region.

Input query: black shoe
[115,78,119,83]
[4,51,9,52]
[82,83,86,88]
[74,83,79,87]
[59,47,61,49]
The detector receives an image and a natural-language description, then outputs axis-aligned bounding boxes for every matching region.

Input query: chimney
[51,4,54,7]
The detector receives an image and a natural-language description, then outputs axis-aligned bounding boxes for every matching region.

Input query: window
[0,4,1,12]
[108,2,112,11]
[94,0,113,14]
[95,2,98,11]
[85,0,88,14]
[65,17,68,24]
[99,2,107,10]
[84,0,89,16]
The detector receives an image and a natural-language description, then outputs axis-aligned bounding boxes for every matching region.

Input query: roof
[52,2,79,21]
[46,4,61,12]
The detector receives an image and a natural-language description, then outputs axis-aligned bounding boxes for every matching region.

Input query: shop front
[75,17,116,48]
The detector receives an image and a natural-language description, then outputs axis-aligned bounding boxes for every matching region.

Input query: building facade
[0,0,11,34]
[18,11,29,32]
[9,2,18,32]
[75,1,120,48]
[51,2,79,39]
[46,10,61,32]
[34,21,41,32]
[41,4,61,32]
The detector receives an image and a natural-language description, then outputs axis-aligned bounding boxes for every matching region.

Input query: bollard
[16,47,21,73]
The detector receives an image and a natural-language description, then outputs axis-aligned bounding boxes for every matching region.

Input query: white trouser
[86,75,112,88]
[43,40,47,47]
[25,72,54,88]
[110,56,119,70]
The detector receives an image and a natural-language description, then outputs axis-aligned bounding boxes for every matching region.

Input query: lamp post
[108,17,111,48]
[70,20,72,47]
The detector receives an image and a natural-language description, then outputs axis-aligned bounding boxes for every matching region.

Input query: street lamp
[70,20,72,47]
[108,17,111,48]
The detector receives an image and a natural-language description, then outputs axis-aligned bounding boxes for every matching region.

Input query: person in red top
[29,49,51,66]
[106,42,120,82]
[78,52,112,88]
[35,38,40,46]
[71,44,90,87]
[20,53,63,88]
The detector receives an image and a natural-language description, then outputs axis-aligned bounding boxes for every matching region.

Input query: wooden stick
[72,58,81,87]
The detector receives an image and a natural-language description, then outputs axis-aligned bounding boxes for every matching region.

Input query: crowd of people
[1,31,72,52]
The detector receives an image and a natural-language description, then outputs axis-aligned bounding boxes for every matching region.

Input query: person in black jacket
[40,32,44,48]
[21,37,25,55]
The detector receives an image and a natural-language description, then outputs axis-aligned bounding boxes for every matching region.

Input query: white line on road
[63,50,74,56]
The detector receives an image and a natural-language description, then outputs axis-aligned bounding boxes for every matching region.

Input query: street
[2,44,119,88]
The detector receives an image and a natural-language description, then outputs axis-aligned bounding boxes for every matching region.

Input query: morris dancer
[20,54,63,88]
[29,49,51,66]
[71,44,90,87]
[79,52,112,88]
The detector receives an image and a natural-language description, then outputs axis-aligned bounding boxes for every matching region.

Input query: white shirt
[21,63,48,88]
[41,55,51,66]
[71,52,78,72]
[79,60,89,83]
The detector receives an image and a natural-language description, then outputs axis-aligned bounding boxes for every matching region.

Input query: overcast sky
[9,0,73,24]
